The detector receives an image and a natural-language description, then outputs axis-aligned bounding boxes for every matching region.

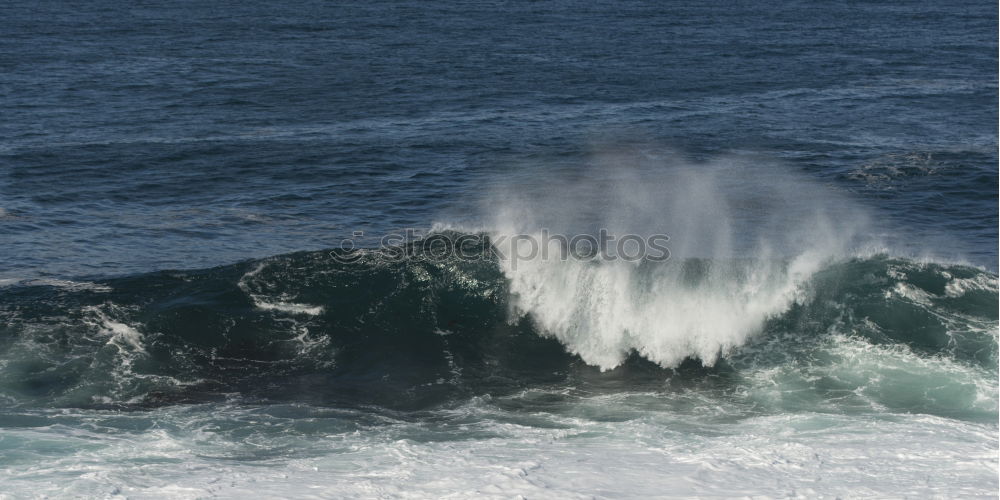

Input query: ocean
[1,0,997,497]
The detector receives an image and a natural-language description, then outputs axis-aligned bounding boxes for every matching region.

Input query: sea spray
[480,150,876,369]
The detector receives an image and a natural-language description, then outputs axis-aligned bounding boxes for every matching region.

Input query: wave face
[0,240,995,421]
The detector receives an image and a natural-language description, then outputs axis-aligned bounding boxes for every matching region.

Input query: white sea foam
[253,300,325,316]
[19,279,112,292]
[479,151,873,370]
[85,306,146,354]
[0,400,994,499]
[79,306,198,402]
[238,263,325,316]
[498,248,827,369]
[946,273,999,298]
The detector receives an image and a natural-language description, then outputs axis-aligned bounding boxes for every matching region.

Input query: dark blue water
[0,1,997,497]
[3,0,996,280]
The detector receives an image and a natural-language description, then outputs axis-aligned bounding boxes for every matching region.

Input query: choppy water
[1,0,997,497]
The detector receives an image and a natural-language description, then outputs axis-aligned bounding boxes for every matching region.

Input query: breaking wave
[0,156,994,422]
[0,242,995,421]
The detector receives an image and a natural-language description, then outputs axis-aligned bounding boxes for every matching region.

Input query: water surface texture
[1,0,997,497]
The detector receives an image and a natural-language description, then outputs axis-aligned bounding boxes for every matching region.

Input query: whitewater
[2,0,997,496]
[1,156,996,498]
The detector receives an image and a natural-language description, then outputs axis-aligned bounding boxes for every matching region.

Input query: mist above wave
[475,148,878,369]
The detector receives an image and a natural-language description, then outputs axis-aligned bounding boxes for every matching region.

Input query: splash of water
[480,149,876,370]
